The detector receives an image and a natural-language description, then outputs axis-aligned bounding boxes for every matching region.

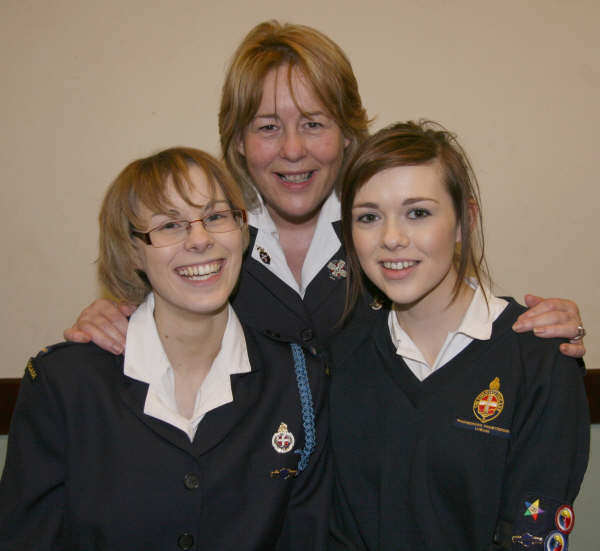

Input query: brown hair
[341,120,490,318]
[98,147,247,304]
[219,20,370,207]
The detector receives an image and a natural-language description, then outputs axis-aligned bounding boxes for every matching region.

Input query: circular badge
[544,530,567,551]
[555,505,574,534]
[272,422,295,454]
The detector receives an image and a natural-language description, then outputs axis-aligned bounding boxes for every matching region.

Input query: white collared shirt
[123,293,252,441]
[388,285,508,381]
[247,191,342,298]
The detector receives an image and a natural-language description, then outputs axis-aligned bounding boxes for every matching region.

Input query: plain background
[1,0,597,547]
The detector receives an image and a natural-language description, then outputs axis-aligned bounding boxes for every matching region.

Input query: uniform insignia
[473,377,504,423]
[544,530,567,551]
[25,358,38,381]
[269,467,299,479]
[555,505,574,534]
[524,499,545,520]
[512,533,544,547]
[369,296,383,310]
[271,422,295,453]
[257,246,271,264]
[327,259,347,280]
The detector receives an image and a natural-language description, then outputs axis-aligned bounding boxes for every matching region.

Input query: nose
[280,129,306,161]
[382,219,410,250]
[183,220,213,251]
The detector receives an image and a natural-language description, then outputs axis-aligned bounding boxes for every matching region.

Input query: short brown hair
[219,20,370,207]
[98,147,247,304]
[341,120,490,318]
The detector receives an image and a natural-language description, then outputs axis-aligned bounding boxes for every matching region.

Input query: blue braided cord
[290,343,316,472]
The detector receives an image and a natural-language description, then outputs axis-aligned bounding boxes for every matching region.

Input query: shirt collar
[388,283,507,350]
[123,293,252,440]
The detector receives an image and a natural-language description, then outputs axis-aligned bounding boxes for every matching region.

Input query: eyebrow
[352,197,438,209]
[253,111,327,120]
[150,199,230,219]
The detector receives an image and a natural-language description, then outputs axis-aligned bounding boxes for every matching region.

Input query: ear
[130,238,147,272]
[343,136,351,149]
[236,134,246,157]
[457,198,479,243]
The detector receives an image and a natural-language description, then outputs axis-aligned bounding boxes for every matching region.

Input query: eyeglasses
[131,209,247,248]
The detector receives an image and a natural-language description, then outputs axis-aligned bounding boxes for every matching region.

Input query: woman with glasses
[0,148,330,550]
[63,21,586,360]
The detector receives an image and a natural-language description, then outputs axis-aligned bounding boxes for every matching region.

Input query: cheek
[352,227,375,267]
[243,136,277,172]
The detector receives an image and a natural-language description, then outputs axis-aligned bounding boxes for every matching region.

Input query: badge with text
[524,499,545,521]
[473,377,504,423]
[555,505,574,534]
[272,422,295,453]
[544,530,567,551]
[327,259,347,280]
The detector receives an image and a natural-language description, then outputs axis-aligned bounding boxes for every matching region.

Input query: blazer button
[178,533,194,550]
[301,328,313,342]
[183,473,200,490]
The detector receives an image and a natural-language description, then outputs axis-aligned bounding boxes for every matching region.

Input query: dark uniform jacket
[328,299,589,551]
[231,222,378,358]
[0,324,330,550]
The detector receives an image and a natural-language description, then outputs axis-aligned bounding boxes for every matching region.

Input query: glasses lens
[150,220,189,247]
[203,210,242,233]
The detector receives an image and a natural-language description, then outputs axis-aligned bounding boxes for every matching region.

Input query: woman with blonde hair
[64,20,586,359]
[0,148,330,549]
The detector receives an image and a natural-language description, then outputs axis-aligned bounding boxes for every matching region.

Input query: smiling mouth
[382,260,418,270]
[176,262,222,281]
[277,171,314,184]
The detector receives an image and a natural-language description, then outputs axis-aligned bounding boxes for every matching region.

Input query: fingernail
[533,327,546,335]
[112,345,123,355]
[512,322,522,331]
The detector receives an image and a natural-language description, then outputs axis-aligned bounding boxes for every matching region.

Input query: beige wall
[1,0,598,376]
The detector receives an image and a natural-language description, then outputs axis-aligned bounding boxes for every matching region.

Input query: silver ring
[571,324,586,342]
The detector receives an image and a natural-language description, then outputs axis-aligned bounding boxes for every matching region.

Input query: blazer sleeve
[492,339,590,550]
[0,357,66,549]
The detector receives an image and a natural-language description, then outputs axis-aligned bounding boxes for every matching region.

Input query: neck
[394,275,475,367]
[265,204,322,286]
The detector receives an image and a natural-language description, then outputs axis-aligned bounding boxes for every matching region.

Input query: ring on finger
[570,324,586,342]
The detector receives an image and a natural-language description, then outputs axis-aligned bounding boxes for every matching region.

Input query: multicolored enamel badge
[544,530,567,551]
[473,377,504,423]
[257,246,271,265]
[555,505,574,534]
[272,422,295,453]
[327,259,347,280]
[524,499,545,521]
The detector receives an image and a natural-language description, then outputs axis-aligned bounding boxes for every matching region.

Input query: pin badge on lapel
[555,505,574,534]
[523,499,545,521]
[257,246,271,264]
[544,530,567,551]
[272,422,295,453]
[327,259,347,280]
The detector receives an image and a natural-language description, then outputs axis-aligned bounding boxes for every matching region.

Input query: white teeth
[279,172,312,183]
[176,263,221,279]
[382,260,417,270]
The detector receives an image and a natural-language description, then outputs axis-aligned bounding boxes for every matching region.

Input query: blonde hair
[219,20,370,207]
[98,147,247,304]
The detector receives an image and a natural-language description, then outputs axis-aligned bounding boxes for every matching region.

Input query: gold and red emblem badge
[473,377,504,423]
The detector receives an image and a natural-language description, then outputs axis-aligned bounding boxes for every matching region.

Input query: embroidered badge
[544,530,567,551]
[327,259,347,280]
[25,358,38,381]
[257,246,271,264]
[473,377,504,423]
[272,422,295,453]
[512,533,544,548]
[555,505,574,534]
[524,499,545,521]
